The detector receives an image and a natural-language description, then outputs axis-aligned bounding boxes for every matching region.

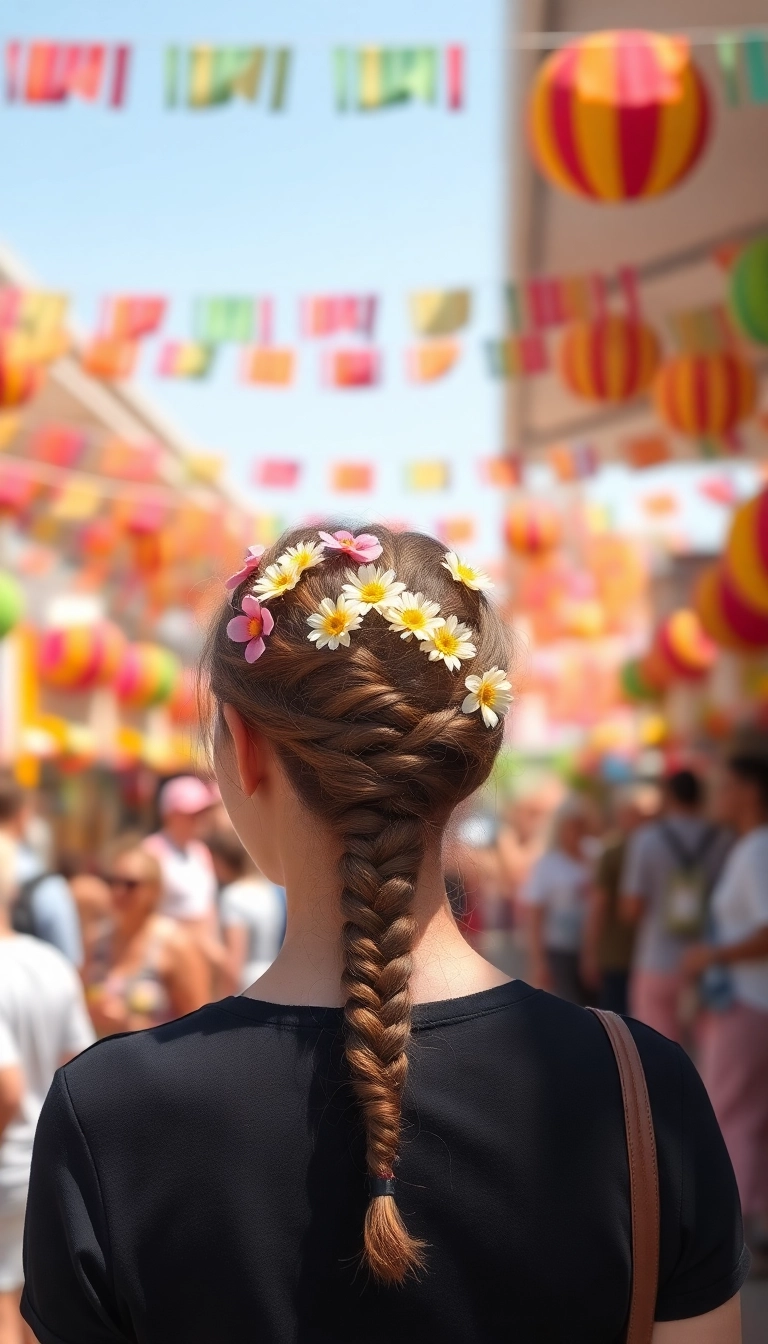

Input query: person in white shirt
[208,831,285,990]
[682,750,768,1254]
[0,833,94,1344]
[521,797,593,1004]
[144,777,235,996]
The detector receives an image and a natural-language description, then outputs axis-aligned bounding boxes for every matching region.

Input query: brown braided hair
[202,524,510,1284]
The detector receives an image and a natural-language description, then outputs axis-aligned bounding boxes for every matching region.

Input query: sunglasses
[104,875,144,892]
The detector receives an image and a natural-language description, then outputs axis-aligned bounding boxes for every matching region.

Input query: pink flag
[446,45,465,110]
[254,460,301,488]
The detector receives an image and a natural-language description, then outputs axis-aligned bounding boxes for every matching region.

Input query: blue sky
[3,0,510,559]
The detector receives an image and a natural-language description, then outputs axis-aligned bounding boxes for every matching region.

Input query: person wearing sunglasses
[85,838,208,1038]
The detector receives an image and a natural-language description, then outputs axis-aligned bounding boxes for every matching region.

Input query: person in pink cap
[144,778,234,997]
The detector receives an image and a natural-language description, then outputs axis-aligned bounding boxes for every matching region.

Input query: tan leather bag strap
[587,1008,660,1344]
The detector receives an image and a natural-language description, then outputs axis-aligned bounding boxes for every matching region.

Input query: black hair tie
[370,1175,396,1198]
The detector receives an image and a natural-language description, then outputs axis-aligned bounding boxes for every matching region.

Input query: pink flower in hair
[317,530,382,565]
[226,594,274,663]
[225,545,265,591]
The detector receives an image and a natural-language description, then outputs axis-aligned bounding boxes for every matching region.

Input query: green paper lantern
[730,237,768,345]
[0,572,24,638]
[620,657,659,704]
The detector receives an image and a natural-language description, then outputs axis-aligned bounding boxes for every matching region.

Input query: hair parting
[202,523,511,1284]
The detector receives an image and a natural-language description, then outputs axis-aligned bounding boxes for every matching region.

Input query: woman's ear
[222,704,263,798]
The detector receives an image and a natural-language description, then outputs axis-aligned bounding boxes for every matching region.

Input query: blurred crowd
[1,745,768,1337]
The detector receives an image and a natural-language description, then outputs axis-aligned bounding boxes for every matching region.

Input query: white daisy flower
[384,591,442,641]
[306,595,364,650]
[462,667,513,728]
[280,540,326,574]
[341,565,406,614]
[441,551,494,592]
[421,615,477,672]
[253,561,301,603]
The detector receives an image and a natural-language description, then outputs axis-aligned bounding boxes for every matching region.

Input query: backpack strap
[587,1008,660,1344]
[658,821,716,871]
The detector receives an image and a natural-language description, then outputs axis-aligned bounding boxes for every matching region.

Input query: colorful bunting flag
[623,435,672,470]
[507,274,606,331]
[480,455,523,487]
[406,341,460,382]
[0,416,20,452]
[253,460,301,488]
[241,347,295,386]
[301,296,377,338]
[82,337,138,380]
[445,46,465,111]
[548,442,599,483]
[193,298,272,344]
[165,47,291,110]
[485,333,549,378]
[335,47,438,111]
[323,349,380,388]
[698,475,738,507]
[410,289,471,337]
[28,426,86,468]
[667,304,736,353]
[405,461,450,491]
[0,290,69,337]
[100,296,167,341]
[156,342,215,379]
[716,31,768,105]
[437,516,475,547]
[250,513,287,545]
[50,481,102,522]
[99,439,161,481]
[330,463,375,491]
[641,493,679,517]
[186,454,223,484]
[5,42,131,107]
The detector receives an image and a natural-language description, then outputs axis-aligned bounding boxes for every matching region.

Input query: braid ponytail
[204,524,511,1285]
[340,808,427,1281]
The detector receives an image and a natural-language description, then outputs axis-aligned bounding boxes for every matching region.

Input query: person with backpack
[0,777,83,968]
[21,528,746,1342]
[620,768,731,1044]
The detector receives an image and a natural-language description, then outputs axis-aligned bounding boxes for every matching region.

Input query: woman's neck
[244,843,510,1008]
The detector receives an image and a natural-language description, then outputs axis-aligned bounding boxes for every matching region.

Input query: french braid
[204,524,510,1283]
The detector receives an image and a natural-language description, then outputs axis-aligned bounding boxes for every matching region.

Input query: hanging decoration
[548,442,599,482]
[116,643,180,709]
[406,341,460,382]
[559,315,660,402]
[156,341,215,379]
[240,348,295,387]
[528,30,710,202]
[5,41,132,107]
[0,354,44,407]
[729,236,768,345]
[485,333,548,379]
[667,303,735,354]
[165,46,291,110]
[99,296,167,341]
[437,516,476,547]
[39,622,127,692]
[480,455,523,487]
[724,486,768,615]
[193,297,273,345]
[652,609,716,682]
[507,273,606,330]
[253,460,301,488]
[716,31,768,107]
[301,296,377,338]
[622,435,672,470]
[329,463,375,491]
[82,338,138,380]
[505,501,562,557]
[404,461,450,491]
[694,562,768,651]
[410,290,471,337]
[333,46,463,111]
[0,573,24,639]
[322,350,380,388]
[653,352,757,438]
[0,464,37,514]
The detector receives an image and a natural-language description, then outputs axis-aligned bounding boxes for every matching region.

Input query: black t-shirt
[22,982,748,1344]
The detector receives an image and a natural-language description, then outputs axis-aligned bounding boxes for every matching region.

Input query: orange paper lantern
[559,316,660,402]
[528,30,710,202]
[694,563,768,651]
[653,609,716,682]
[724,488,768,616]
[653,352,756,437]
[39,622,127,692]
[0,353,44,407]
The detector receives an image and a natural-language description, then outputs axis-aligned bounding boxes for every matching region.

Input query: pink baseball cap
[159,776,216,818]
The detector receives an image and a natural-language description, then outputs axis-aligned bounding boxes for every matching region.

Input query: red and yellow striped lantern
[653,609,716,682]
[694,562,768,651]
[653,352,756,437]
[0,353,44,408]
[528,30,710,202]
[115,642,180,709]
[559,316,660,402]
[505,501,562,557]
[724,487,768,615]
[39,622,127,693]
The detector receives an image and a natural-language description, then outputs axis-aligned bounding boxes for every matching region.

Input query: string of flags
[5,41,131,107]
[716,31,768,106]
[333,47,464,111]
[165,47,292,111]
